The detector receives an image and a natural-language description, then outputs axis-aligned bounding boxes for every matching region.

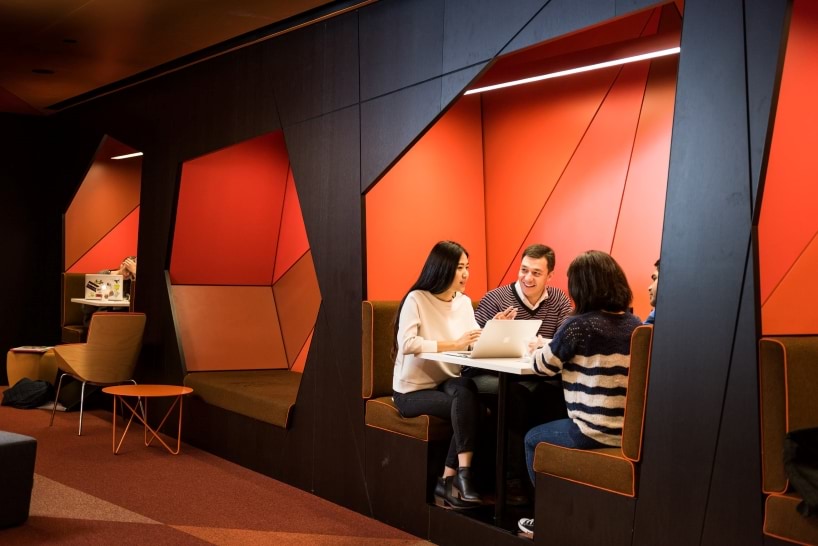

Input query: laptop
[446,319,542,359]
[84,274,125,301]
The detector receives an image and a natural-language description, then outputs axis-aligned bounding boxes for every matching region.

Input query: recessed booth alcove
[169,130,320,477]
[62,136,141,343]
[362,2,680,538]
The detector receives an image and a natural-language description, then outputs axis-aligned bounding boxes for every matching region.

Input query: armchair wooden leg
[77,381,87,436]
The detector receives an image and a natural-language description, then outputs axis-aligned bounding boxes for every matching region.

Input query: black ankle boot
[434,476,475,509]
[453,467,481,504]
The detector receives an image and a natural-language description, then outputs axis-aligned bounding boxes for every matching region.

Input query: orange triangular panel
[273,251,321,365]
[273,168,310,283]
[290,331,313,373]
[68,208,140,273]
[762,233,818,335]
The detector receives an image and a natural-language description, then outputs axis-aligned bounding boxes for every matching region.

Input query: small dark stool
[0,431,37,528]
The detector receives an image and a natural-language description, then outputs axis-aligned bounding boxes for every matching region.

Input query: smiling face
[518,255,552,304]
[446,253,470,295]
[648,267,659,307]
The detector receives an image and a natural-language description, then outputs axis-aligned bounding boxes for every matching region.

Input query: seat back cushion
[760,336,818,493]
[62,273,86,327]
[362,301,399,399]
[622,325,654,461]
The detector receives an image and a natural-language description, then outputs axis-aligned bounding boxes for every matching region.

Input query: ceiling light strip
[111,152,144,160]
[464,46,681,95]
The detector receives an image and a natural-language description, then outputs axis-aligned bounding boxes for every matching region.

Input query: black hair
[654,258,660,270]
[522,244,556,272]
[567,250,633,314]
[391,241,468,360]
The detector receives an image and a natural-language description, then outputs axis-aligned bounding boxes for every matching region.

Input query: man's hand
[493,306,517,320]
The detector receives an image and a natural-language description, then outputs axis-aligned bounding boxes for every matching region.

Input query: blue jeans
[393,376,479,469]
[524,418,607,485]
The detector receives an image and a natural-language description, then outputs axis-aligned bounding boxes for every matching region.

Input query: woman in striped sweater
[518,250,641,536]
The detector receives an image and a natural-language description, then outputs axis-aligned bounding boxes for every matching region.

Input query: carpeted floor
[0,399,429,545]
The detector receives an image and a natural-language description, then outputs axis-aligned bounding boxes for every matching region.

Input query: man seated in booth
[82,256,137,326]
[644,259,659,325]
[468,244,573,505]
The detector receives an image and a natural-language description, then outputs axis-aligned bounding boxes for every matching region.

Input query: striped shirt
[531,310,642,446]
[474,283,572,339]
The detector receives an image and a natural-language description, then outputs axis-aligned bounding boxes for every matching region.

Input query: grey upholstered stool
[0,431,37,528]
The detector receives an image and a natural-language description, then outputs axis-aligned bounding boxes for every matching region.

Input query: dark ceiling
[0,0,347,116]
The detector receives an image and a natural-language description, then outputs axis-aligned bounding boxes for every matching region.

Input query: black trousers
[393,376,480,469]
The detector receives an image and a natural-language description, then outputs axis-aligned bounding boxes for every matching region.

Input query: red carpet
[0,398,429,545]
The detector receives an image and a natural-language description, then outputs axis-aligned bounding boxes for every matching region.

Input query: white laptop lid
[84,274,125,301]
[468,319,542,359]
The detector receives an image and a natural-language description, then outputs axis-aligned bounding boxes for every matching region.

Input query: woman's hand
[493,306,517,320]
[527,335,545,354]
[456,329,482,351]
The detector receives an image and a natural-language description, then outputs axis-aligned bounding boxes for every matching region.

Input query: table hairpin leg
[110,392,186,455]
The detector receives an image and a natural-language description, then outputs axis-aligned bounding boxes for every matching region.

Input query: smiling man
[475,244,572,338]
[469,244,572,505]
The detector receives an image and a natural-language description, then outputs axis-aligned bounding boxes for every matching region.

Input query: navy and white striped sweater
[531,310,642,446]
[475,283,572,339]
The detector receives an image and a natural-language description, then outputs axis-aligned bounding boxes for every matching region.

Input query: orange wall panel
[171,132,290,285]
[760,0,818,334]
[762,236,818,335]
[68,207,139,273]
[64,142,142,270]
[610,56,677,320]
[172,285,288,372]
[273,168,311,283]
[272,251,321,365]
[498,61,651,296]
[365,96,488,301]
[482,68,621,286]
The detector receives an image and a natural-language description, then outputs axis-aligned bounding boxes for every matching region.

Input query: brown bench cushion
[184,370,300,428]
[764,492,818,545]
[365,396,451,441]
[534,444,636,496]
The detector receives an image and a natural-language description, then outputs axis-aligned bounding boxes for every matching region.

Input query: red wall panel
[68,207,140,273]
[760,0,818,334]
[64,137,141,271]
[171,131,290,285]
[610,56,676,320]
[365,96,488,301]
[273,168,311,283]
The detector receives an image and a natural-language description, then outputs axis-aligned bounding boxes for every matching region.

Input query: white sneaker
[518,517,534,536]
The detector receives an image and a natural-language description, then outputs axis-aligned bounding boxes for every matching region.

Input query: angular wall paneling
[0,0,787,544]
[633,1,787,544]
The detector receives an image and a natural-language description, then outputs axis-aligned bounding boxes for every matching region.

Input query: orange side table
[101,384,193,455]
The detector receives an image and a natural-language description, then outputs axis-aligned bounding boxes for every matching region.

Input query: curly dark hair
[567,250,632,314]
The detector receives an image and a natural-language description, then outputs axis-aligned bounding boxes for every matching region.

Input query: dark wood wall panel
[441,65,486,106]
[359,0,445,101]
[700,257,763,546]
[441,0,546,73]
[745,0,789,206]
[269,11,360,127]
[360,78,444,190]
[284,104,366,511]
[506,0,615,54]
[633,0,766,543]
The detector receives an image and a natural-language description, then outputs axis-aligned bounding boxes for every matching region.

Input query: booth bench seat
[760,336,818,545]
[184,370,300,429]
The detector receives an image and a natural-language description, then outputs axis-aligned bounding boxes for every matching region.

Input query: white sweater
[392,290,479,393]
